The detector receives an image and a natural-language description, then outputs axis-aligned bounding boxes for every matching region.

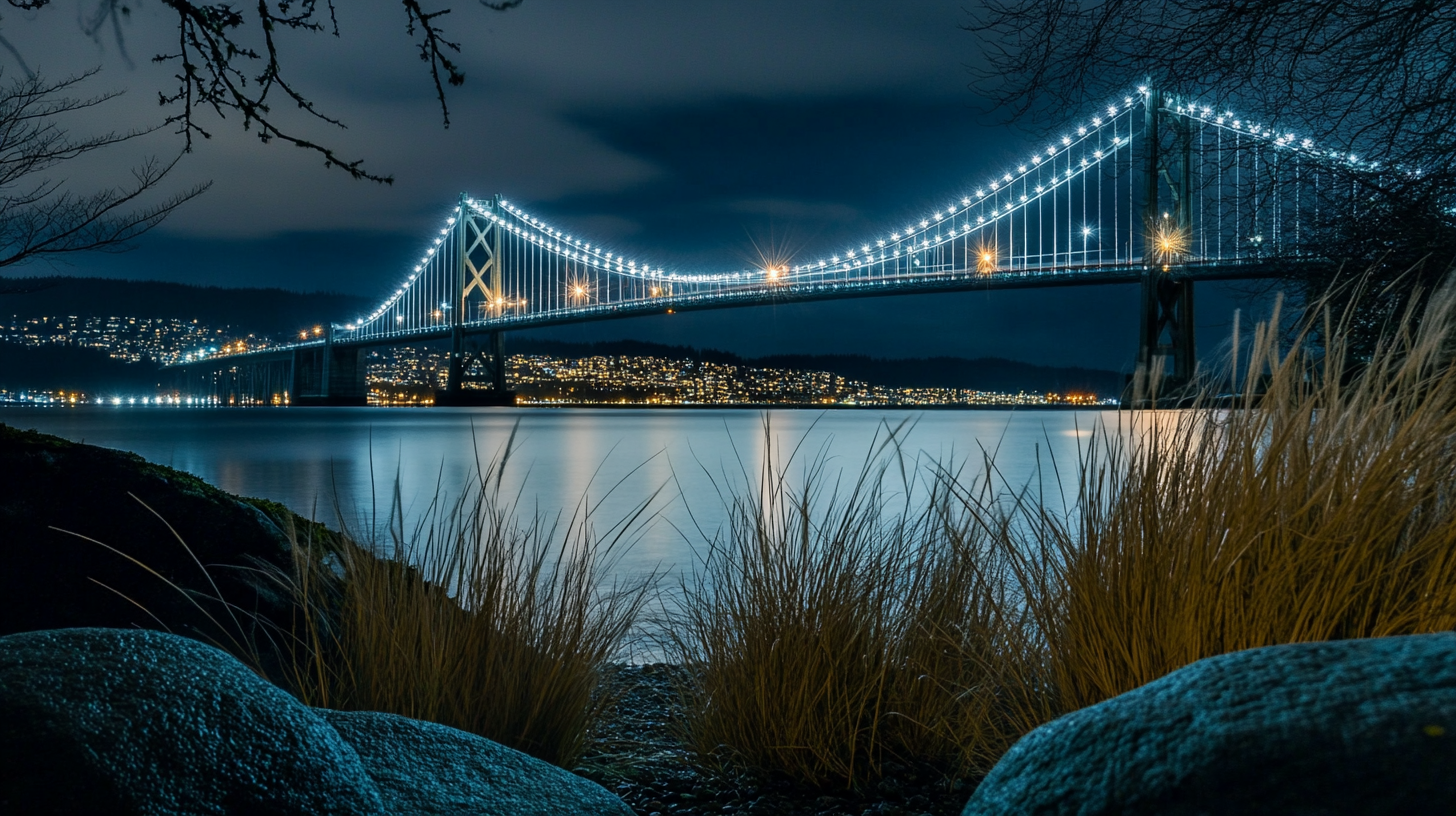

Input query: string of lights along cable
[237,87,1372,351]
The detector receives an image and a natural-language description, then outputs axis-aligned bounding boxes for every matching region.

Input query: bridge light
[1062,136,1072,146]
[919,220,928,228]
[1108,106,1117,116]
[961,197,970,206]
[1017,165,1027,173]
[1077,127,1086,135]
[877,239,885,247]
[1032,156,1042,165]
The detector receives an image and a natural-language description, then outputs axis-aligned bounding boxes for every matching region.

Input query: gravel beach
[577,665,978,816]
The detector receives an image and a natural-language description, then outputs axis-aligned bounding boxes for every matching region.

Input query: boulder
[0,628,382,815]
[320,710,632,816]
[963,633,1456,815]
[0,423,308,647]
[0,628,631,815]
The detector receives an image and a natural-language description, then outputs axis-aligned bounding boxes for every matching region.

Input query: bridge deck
[169,258,1296,367]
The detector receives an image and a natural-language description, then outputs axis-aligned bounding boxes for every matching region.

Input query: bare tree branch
[0,71,208,269]
[2,1,528,184]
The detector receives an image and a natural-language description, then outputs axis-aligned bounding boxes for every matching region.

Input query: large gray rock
[0,628,382,815]
[964,633,1456,816]
[0,629,630,815]
[320,710,632,816]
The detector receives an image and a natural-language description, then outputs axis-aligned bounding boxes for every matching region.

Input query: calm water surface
[2,407,1121,583]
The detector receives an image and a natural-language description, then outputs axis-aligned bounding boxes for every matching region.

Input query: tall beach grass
[272,433,659,768]
[991,282,1456,719]
[659,422,1038,785]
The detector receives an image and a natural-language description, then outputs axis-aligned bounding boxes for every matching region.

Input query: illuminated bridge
[174,87,1366,405]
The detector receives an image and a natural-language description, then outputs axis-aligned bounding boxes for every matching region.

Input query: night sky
[3,1,1277,371]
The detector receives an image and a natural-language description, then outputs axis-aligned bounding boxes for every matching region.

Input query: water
[0,406,1119,583]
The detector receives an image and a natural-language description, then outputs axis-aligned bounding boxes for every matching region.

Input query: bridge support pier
[1133,87,1198,400]
[293,330,368,406]
[1137,273,1196,395]
[436,327,515,406]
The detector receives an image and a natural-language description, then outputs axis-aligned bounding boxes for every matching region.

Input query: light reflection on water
[0,407,1134,583]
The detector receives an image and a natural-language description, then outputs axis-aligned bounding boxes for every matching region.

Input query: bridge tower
[438,193,515,406]
[1137,88,1197,396]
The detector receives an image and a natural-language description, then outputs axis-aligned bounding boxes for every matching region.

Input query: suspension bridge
[174,87,1365,405]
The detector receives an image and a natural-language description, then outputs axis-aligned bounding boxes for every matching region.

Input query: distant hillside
[0,280,1124,397]
[0,344,163,393]
[512,339,1124,397]
[0,276,371,337]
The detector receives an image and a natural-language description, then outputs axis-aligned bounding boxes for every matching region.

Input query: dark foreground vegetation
[4,281,1456,814]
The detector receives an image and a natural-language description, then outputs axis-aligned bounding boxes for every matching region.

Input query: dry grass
[661,422,1030,786]
[274,434,658,768]
[975,279,1456,724]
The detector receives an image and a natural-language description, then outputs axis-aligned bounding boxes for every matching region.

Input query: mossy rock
[0,423,344,670]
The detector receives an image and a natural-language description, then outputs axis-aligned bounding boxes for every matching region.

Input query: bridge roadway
[173,257,1288,367]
